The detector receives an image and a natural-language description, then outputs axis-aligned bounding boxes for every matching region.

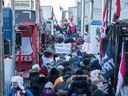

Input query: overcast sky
[40,0,77,9]
[41,0,77,22]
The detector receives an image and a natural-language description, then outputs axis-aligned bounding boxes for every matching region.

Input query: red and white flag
[113,0,121,21]
[101,0,109,36]
[100,0,109,61]
[116,42,126,95]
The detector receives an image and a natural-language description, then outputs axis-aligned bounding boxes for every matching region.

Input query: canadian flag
[116,42,126,95]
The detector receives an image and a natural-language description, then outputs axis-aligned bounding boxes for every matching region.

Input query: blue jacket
[9,88,16,96]
[25,89,33,96]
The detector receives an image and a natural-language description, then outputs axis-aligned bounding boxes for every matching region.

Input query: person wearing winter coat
[48,68,60,84]
[29,64,40,96]
[9,86,33,96]
[90,70,114,96]
[67,70,91,96]
[9,75,24,96]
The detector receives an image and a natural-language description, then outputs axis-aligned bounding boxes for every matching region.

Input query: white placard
[55,43,71,54]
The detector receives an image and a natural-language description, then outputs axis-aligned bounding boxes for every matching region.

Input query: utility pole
[90,0,94,20]
[51,19,54,35]
[51,7,54,35]
[36,0,40,24]
[11,0,16,74]
[81,0,85,37]
[61,8,64,23]
[0,0,4,96]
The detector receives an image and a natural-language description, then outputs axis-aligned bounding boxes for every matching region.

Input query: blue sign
[91,20,102,25]
[3,8,13,41]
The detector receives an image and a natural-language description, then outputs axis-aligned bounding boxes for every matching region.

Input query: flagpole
[0,0,4,95]
[51,7,54,35]
[81,0,85,37]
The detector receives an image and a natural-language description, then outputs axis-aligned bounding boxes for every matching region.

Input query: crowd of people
[9,48,128,96]
[8,17,128,96]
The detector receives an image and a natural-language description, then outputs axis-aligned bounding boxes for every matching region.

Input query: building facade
[14,0,37,24]
[14,0,36,10]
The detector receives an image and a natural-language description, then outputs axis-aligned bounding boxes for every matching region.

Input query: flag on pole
[113,0,121,22]
[116,42,126,95]
[100,0,109,61]
[101,0,109,35]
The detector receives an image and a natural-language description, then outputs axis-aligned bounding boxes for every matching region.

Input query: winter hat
[19,85,26,93]
[44,82,54,89]
[57,65,64,71]
[32,64,40,72]
[65,55,71,61]
[79,61,85,67]
[11,75,24,88]
[32,64,40,69]
[90,59,101,71]
[11,76,19,88]
[90,70,103,82]
[11,76,17,82]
